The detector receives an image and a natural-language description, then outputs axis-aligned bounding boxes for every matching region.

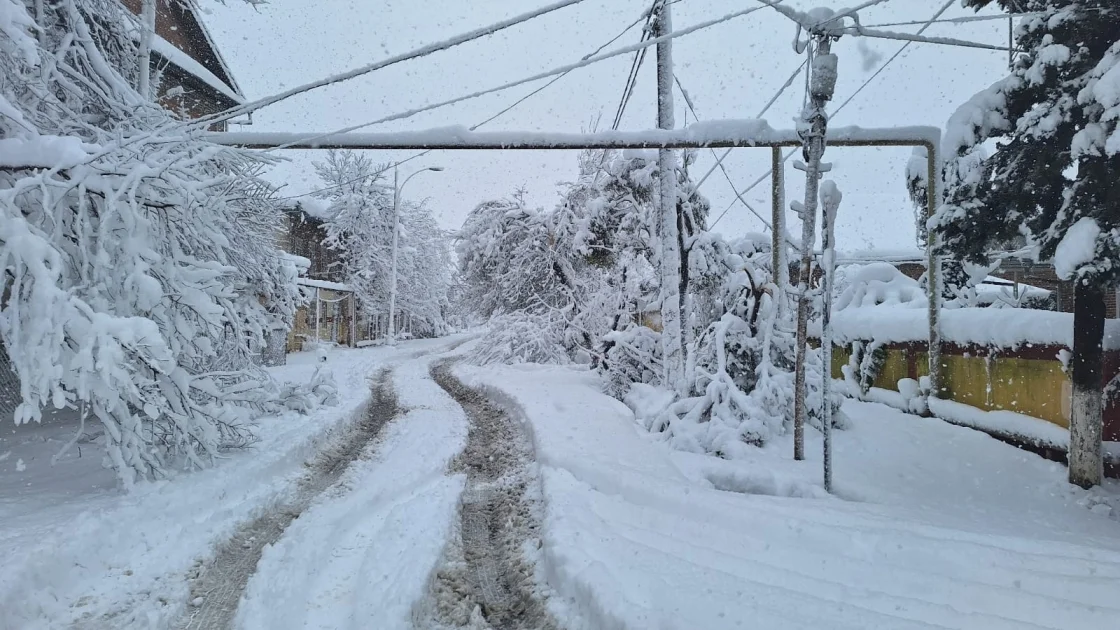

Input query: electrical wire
[180,0,595,131]
[265,3,779,152]
[276,7,653,201]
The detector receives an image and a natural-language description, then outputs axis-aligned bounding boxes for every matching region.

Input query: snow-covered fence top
[813,262,1120,351]
[207,121,941,151]
[816,307,1120,352]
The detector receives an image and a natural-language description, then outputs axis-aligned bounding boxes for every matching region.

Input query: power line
[857,12,1042,29]
[710,0,956,230]
[179,0,596,132]
[277,8,653,202]
[266,3,780,152]
[692,57,807,193]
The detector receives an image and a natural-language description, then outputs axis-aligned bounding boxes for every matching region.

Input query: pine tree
[933,0,1120,487]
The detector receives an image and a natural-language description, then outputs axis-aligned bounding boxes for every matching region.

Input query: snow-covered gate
[209,123,945,389]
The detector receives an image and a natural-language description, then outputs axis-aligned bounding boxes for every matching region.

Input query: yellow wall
[832,344,1068,428]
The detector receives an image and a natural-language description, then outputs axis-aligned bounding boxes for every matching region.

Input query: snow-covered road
[4,340,1120,630]
[233,352,473,630]
[0,337,466,630]
[458,363,1120,630]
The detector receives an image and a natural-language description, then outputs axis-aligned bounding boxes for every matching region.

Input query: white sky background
[199,0,1009,252]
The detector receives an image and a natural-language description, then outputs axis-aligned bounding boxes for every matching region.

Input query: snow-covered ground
[457,362,1120,630]
[0,337,463,630]
[5,341,1119,630]
[234,348,471,630]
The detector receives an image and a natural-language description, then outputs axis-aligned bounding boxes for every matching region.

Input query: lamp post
[388,165,443,345]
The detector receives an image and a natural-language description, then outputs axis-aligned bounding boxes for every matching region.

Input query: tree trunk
[1069,280,1104,489]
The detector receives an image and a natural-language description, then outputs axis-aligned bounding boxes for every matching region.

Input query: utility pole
[137,0,157,99]
[654,0,685,394]
[388,166,443,345]
[819,180,843,492]
[388,167,401,345]
[771,147,789,317]
[792,28,839,461]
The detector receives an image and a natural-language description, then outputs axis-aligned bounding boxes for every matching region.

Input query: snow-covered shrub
[645,234,842,456]
[465,312,571,366]
[276,366,338,413]
[0,0,300,484]
[601,323,662,398]
[841,340,887,396]
[835,262,927,310]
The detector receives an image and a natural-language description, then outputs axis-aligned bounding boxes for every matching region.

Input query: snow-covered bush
[835,262,927,310]
[1,0,301,484]
[644,234,842,456]
[601,323,662,398]
[466,311,572,366]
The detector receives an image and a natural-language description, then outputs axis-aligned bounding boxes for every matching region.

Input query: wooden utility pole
[654,0,684,394]
[819,181,842,492]
[792,33,838,461]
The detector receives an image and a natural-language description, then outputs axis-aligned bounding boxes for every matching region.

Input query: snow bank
[0,339,458,629]
[456,364,1120,630]
[235,351,469,630]
[928,398,1070,450]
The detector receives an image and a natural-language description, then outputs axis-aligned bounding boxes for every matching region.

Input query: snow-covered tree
[1,0,302,485]
[932,0,1120,487]
[313,151,452,338]
[456,193,587,363]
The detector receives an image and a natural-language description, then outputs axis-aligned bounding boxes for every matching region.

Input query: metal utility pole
[792,30,839,461]
[137,0,157,99]
[771,147,789,317]
[387,166,444,345]
[654,0,685,394]
[819,181,843,492]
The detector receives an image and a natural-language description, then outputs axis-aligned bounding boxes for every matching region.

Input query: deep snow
[457,362,1120,630]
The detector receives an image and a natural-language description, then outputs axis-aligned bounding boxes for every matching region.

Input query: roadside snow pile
[457,363,1120,630]
[928,397,1070,450]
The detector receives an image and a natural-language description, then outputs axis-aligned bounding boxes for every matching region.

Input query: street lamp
[387,165,444,345]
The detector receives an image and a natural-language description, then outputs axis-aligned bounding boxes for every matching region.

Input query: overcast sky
[200,0,1010,252]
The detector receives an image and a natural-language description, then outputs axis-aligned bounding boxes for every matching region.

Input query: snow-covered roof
[151,33,243,104]
[184,0,244,101]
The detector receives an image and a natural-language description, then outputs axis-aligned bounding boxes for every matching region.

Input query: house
[119,0,245,129]
[277,202,371,352]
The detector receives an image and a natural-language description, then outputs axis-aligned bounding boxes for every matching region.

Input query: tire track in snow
[173,369,400,630]
[418,360,560,630]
